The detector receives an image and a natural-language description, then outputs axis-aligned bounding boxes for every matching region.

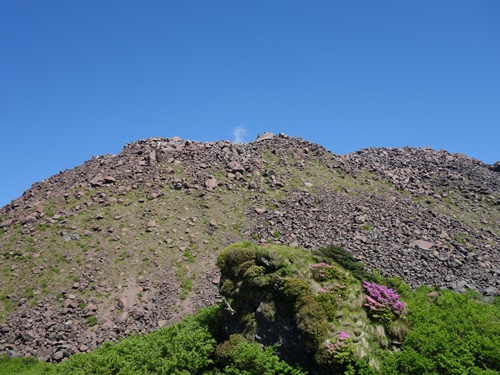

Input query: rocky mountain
[0,133,499,362]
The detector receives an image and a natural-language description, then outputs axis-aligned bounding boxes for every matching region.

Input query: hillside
[0,133,499,362]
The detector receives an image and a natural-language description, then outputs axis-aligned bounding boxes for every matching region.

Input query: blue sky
[1,1,499,207]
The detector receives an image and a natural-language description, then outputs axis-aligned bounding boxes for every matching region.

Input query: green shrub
[385,276,411,296]
[219,340,306,375]
[316,245,372,281]
[382,288,500,374]
[238,261,266,280]
[63,306,219,374]
[0,306,222,375]
[0,356,53,375]
[215,334,247,367]
[281,278,310,303]
[220,279,236,297]
[243,265,271,288]
[217,242,257,276]
[296,295,330,348]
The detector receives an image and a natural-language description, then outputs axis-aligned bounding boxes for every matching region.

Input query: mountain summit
[0,133,499,361]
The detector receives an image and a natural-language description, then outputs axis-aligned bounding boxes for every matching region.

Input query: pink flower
[326,331,351,353]
[308,262,333,269]
[362,281,406,315]
[339,331,350,340]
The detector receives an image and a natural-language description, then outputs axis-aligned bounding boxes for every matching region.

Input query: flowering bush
[326,331,351,353]
[363,281,406,324]
[309,262,333,280]
[322,331,355,369]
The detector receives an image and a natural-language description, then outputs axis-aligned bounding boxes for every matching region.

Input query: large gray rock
[254,132,275,142]
[204,177,218,190]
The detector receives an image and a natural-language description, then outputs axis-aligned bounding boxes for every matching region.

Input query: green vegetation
[0,243,499,374]
[179,277,193,300]
[382,288,500,375]
[86,316,98,327]
[0,305,304,375]
[313,245,375,283]
[0,294,16,319]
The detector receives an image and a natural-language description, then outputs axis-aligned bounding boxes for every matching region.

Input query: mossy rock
[217,242,411,374]
[217,242,257,276]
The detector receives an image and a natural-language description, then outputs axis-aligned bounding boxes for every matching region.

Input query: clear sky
[1,1,499,208]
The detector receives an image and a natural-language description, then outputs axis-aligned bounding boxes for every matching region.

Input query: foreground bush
[0,305,304,375]
[381,288,500,375]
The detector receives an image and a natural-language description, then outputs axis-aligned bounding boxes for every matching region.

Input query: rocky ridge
[0,133,499,362]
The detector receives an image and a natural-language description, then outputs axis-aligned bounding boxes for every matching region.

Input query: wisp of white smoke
[233,125,247,143]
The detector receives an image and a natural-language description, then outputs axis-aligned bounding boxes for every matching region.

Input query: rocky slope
[0,133,499,362]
